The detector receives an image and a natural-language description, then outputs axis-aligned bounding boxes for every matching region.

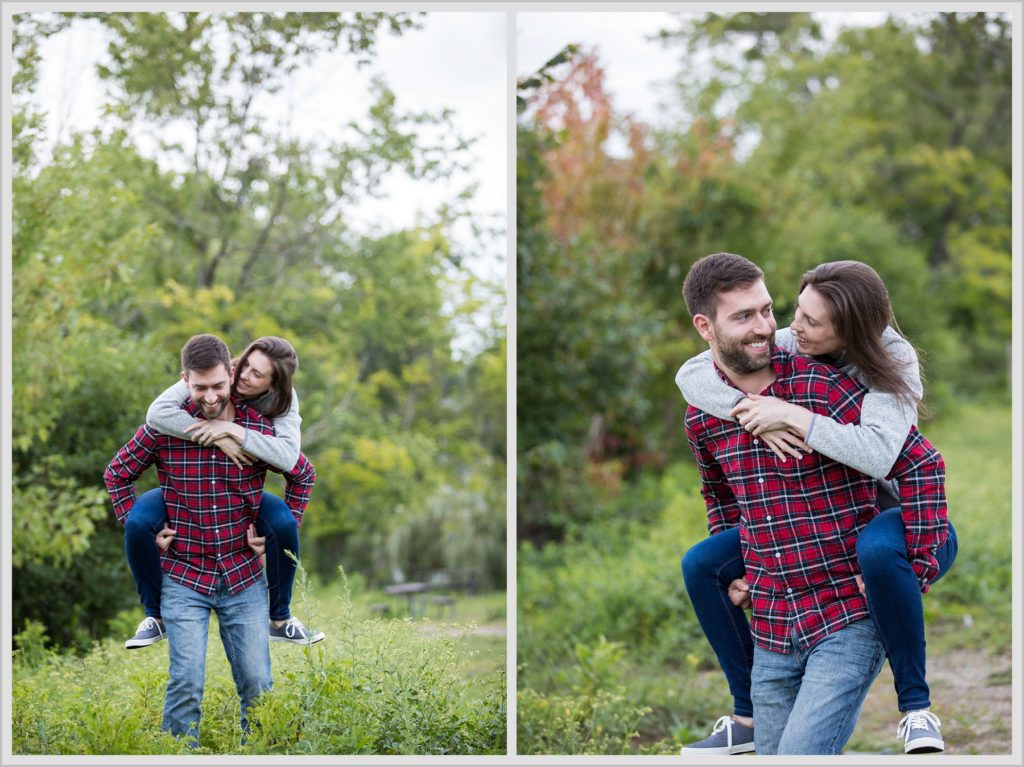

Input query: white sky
[31,11,508,284]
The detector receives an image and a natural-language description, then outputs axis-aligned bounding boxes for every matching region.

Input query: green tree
[12,11,505,647]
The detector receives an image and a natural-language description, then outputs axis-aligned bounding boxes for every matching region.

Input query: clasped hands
[728,575,867,610]
[729,394,813,462]
[183,420,254,469]
[154,523,265,556]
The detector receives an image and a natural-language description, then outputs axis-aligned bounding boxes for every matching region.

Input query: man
[678,253,947,754]
[104,334,316,745]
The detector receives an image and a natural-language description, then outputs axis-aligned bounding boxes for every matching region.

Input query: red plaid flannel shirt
[685,349,947,653]
[104,398,316,596]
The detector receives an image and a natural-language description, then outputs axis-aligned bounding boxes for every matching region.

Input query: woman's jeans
[161,572,271,744]
[124,488,300,622]
[681,508,958,716]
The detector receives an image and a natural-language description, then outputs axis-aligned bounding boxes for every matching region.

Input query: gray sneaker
[680,715,755,755]
[125,617,166,649]
[897,710,944,753]
[269,617,325,645]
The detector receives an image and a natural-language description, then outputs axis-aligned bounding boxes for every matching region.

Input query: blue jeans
[680,510,958,717]
[680,527,754,717]
[161,573,272,744]
[752,618,886,754]
[857,507,958,711]
[124,488,300,621]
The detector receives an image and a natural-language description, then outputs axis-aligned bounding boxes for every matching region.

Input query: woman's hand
[730,394,814,437]
[246,524,266,557]
[728,578,751,610]
[155,524,177,552]
[184,420,244,447]
[213,437,254,469]
[759,429,813,462]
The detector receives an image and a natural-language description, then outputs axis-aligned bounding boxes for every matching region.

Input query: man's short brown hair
[181,334,231,376]
[682,252,765,319]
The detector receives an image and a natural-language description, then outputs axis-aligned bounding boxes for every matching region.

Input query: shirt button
[211,480,216,485]
[787,588,793,594]
[775,552,781,558]
[766,515,772,521]
[758,477,765,484]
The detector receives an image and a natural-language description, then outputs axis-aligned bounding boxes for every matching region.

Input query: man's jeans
[751,618,885,754]
[126,488,300,620]
[161,573,272,745]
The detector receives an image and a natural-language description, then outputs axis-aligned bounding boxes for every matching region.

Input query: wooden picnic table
[384,581,431,616]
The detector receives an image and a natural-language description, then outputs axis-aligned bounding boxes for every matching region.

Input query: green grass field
[517,401,1013,755]
[12,571,507,755]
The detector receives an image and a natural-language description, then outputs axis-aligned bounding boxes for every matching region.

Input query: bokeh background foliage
[12,11,506,652]
[516,12,1011,754]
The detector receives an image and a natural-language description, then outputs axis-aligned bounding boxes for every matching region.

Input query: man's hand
[728,577,752,610]
[730,394,812,437]
[759,429,813,462]
[184,420,243,447]
[212,436,254,469]
[246,524,266,557]
[155,524,177,551]
[855,574,866,597]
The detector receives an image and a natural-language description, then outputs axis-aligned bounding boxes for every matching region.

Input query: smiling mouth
[746,339,770,351]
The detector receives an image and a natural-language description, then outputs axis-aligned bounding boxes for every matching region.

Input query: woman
[122,336,324,649]
[675,261,957,755]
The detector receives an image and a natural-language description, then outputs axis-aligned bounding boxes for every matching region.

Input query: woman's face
[235,349,274,398]
[790,285,843,357]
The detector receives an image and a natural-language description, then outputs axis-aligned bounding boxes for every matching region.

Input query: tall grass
[517,402,1012,754]
[12,568,506,754]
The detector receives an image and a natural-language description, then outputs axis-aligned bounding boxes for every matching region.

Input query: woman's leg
[123,488,168,619]
[254,492,299,622]
[856,508,959,713]
[681,527,754,718]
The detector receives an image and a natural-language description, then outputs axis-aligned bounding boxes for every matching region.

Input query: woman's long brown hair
[799,260,925,414]
[232,336,298,419]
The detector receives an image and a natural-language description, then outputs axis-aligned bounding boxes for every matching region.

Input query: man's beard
[200,397,229,419]
[716,331,774,375]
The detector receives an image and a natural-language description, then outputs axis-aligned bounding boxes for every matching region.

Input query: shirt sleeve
[238,389,302,472]
[103,425,159,523]
[146,379,197,440]
[685,417,741,535]
[268,449,316,525]
[804,328,922,479]
[886,427,949,591]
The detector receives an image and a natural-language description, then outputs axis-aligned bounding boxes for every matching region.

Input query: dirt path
[852,646,1012,755]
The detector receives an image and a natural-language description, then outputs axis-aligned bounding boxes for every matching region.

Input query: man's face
[182,364,233,420]
[696,280,777,376]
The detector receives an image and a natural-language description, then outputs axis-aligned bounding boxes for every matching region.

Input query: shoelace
[284,618,304,639]
[896,710,941,740]
[137,617,162,634]
[709,715,735,746]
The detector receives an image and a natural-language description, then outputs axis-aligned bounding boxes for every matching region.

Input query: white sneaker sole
[270,632,325,644]
[125,634,166,649]
[905,736,944,754]
[680,741,756,755]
